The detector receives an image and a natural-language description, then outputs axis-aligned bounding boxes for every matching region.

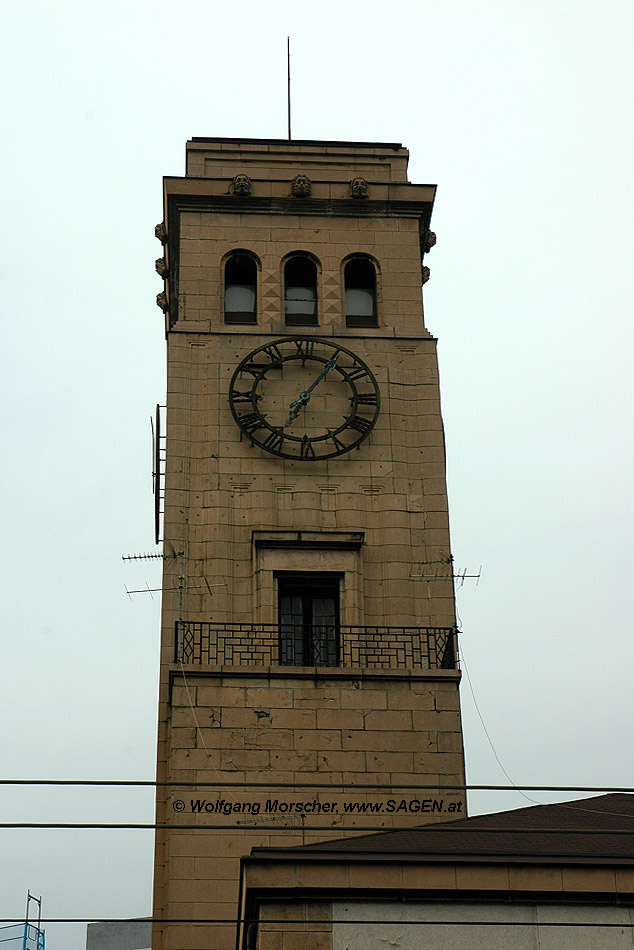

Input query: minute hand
[284,353,339,427]
[304,353,339,396]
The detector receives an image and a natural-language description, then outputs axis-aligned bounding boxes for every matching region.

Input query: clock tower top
[183,136,412,182]
[158,136,436,336]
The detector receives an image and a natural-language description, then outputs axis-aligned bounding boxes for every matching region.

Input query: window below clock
[344,255,378,327]
[284,253,318,326]
[224,251,258,324]
[277,572,340,667]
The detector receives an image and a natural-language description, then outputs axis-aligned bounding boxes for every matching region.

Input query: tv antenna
[409,558,482,587]
[453,566,482,589]
[122,551,225,619]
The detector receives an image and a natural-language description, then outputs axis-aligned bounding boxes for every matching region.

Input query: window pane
[280,593,303,627]
[311,593,337,665]
[345,288,375,317]
[285,255,317,287]
[225,253,257,323]
[345,258,377,327]
[285,255,318,323]
[278,577,339,667]
[226,253,257,283]
[286,286,317,316]
[225,285,256,313]
[312,594,336,627]
[279,592,304,665]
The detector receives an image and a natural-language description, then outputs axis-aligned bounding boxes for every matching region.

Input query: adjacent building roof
[250,794,634,864]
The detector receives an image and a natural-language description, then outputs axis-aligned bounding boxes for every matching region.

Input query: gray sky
[2,1,633,947]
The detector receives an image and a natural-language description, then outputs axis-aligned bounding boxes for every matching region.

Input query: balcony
[175,621,457,671]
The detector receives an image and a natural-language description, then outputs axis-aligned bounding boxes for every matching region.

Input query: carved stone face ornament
[291,174,312,198]
[231,174,252,196]
[350,177,369,199]
[423,229,437,254]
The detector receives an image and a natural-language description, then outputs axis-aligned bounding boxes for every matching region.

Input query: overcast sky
[2,1,633,947]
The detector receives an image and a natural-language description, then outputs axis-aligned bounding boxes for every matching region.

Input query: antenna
[121,551,225,606]
[287,36,291,140]
[409,558,482,587]
[453,566,482,589]
[124,581,226,599]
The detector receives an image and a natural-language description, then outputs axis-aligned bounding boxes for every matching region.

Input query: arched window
[224,251,258,324]
[285,254,318,326]
[344,256,377,327]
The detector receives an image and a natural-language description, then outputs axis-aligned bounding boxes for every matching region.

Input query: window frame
[223,249,260,325]
[276,571,341,667]
[343,254,379,328]
[283,251,320,327]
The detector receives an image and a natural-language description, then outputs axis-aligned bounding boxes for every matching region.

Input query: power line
[0,918,632,929]
[460,641,538,805]
[0,780,632,791]
[1,822,633,833]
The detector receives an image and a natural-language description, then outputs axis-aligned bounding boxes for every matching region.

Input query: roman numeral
[242,361,267,377]
[238,412,265,434]
[328,432,347,453]
[300,435,316,458]
[230,388,253,404]
[347,414,372,434]
[263,430,285,453]
[261,342,283,364]
[355,392,378,406]
[294,339,315,361]
[346,365,370,381]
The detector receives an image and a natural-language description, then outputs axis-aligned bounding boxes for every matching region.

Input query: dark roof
[250,795,634,862]
[189,137,404,150]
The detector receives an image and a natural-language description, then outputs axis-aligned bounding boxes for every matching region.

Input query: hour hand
[285,392,310,427]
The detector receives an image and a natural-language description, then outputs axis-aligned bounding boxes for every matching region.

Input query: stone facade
[152,138,465,950]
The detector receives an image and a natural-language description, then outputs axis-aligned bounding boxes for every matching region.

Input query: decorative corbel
[230,173,252,196]
[350,177,369,199]
[291,174,312,197]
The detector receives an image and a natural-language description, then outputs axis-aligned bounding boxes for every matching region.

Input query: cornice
[166,193,433,220]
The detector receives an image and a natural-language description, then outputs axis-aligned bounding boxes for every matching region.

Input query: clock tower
[152,137,466,950]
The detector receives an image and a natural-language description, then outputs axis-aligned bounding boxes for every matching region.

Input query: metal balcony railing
[175,621,457,671]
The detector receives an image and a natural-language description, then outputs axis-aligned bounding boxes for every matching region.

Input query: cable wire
[0,780,632,791]
[1,822,632,833]
[0,918,632,928]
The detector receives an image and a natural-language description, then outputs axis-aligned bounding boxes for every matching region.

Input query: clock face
[229,337,381,460]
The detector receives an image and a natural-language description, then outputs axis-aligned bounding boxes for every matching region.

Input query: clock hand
[284,354,339,428]
[284,393,309,428]
[304,353,339,396]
